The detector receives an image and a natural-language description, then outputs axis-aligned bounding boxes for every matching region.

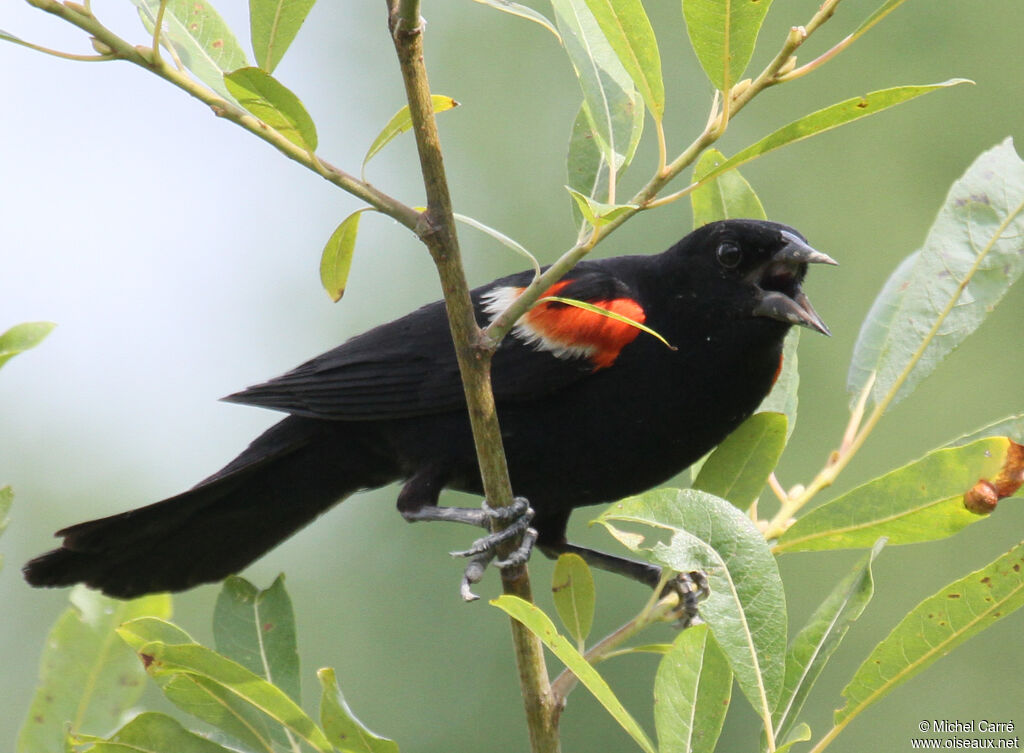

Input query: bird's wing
[223,269,649,420]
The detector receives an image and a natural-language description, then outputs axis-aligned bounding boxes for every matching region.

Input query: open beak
[753,231,837,336]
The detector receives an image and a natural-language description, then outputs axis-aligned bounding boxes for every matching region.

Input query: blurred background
[1,0,1022,750]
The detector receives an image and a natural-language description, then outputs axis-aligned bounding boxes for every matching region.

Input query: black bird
[24,219,835,600]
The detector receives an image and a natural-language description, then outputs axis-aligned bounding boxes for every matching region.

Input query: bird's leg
[539,541,709,627]
[397,473,537,600]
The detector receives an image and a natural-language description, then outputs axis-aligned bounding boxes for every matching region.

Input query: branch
[388,3,560,751]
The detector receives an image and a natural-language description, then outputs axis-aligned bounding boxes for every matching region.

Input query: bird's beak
[753,231,837,336]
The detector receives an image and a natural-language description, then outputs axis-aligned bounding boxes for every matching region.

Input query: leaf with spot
[847,137,1024,410]
[775,437,1024,553]
[681,0,775,92]
[250,0,316,73]
[0,321,55,371]
[583,0,664,121]
[693,412,787,510]
[16,588,172,753]
[224,67,318,151]
[492,594,656,753]
[654,624,732,753]
[832,540,1024,734]
[362,96,459,175]
[133,0,249,102]
[596,489,787,729]
[214,575,300,705]
[318,667,400,753]
[699,81,970,188]
[552,553,596,647]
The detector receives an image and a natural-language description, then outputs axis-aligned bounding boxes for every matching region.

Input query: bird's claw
[451,497,536,601]
[662,570,710,628]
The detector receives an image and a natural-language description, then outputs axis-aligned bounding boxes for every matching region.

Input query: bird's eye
[716,242,742,269]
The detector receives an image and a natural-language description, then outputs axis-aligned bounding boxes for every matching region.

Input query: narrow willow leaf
[693,412,787,510]
[492,595,657,753]
[133,0,248,102]
[835,541,1024,730]
[16,589,172,753]
[318,668,399,753]
[471,0,562,41]
[681,0,774,92]
[596,489,787,724]
[454,212,540,274]
[224,67,318,151]
[654,625,732,753]
[566,186,637,227]
[773,540,883,744]
[77,712,235,753]
[540,295,673,349]
[0,321,55,370]
[551,0,644,178]
[776,438,1024,553]
[250,0,316,73]
[700,81,970,187]
[951,413,1024,446]
[214,575,300,704]
[848,138,1024,409]
[851,0,913,42]
[118,618,332,753]
[757,328,800,438]
[691,148,766,228]
[583,0,664,120]
[362,95,459,173]
[552,553,596,646]
[320,211,364,302]
[0,486,11,570]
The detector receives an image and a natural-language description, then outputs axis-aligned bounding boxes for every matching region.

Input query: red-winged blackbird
[24,219,835,599]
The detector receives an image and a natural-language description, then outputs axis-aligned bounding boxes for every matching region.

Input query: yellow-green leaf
[362,95,459,173]
[552,553,596,647]
[224,67,318,151]
[320,211,365,302]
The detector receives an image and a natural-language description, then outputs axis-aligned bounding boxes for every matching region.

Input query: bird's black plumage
[24,219,835,598]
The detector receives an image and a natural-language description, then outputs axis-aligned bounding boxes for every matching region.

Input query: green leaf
[320,210,364,302]
[654,624,732,753]
[596,489,787,726]
[471,0,562,41]
[249,0,316,73]
[0,486,12,571]
[681,0,774,92]
[583,0,663,120]
[75,712,235,753]
[133,0,249,102]
[540,295,674,350]
[775,438,1024,553]
[951,413,1024,446]
[850,0,914,44]
[362,95,459,173]
[318,667,400,753]
[492,595,657,753]
[552,553,596,647]
[567,99,643,229]
[693,412,787,510]
[551,0,644,183]
[566,186,637,227]
[224,66,318,151]
[757,328,800,439]
[118,617,333,753]
[16,588,172,753]
[773,540,883,744]
[834,540,1024,731]
[776,723,812,753]
[453,212,540,275]
[214,575,301,705]
[699,81,971,187]
[691,148,767,228]
[848,137,1024,409]
[0,321,55,370]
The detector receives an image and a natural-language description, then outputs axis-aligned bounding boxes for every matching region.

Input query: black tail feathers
[24,416,396,598]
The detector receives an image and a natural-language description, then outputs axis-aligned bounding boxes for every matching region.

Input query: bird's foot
[450,497,537,601]
[661,570,710,628]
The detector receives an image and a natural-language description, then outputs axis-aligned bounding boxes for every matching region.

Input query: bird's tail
[24,416,396,598]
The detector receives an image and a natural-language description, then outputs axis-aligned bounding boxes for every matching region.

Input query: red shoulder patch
[523,280,646,369]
